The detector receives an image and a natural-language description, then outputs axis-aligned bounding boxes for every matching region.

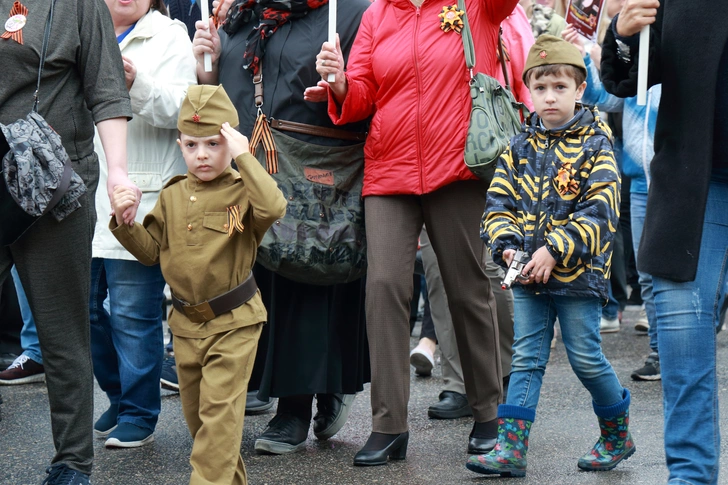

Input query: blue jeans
[11,266,42,364]
[604,284,620,320]
[653,181,728,485]
[630,192,657,351]
[507,289,624,411]
[90,258,165,431]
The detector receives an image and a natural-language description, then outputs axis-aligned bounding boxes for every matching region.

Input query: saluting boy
[110,84,287,485]
[468,35,634,477]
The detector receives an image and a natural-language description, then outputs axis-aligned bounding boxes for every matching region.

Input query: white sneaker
[600,316,620,333]
[409,346,435,376]
[634,307,649,332]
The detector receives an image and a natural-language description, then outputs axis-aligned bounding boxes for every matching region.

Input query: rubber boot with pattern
[578,389,636,471]
[466,405,534,478]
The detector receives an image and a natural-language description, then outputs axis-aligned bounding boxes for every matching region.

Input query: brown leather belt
[270,118,367,142]
[171,272,258,324]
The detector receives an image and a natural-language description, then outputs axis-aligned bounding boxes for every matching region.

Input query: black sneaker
[254,413,309,454]
[42,464,90,485]
[313,393,355,440]
[160,355,179,392]
[631,352,661,381]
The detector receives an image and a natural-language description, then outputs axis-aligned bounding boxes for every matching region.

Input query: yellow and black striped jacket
[481,105,620,299]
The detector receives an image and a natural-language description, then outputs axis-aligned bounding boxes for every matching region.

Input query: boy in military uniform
[468,36,633,477]
[110,84,287,485]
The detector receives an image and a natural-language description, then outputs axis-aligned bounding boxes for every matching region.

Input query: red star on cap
[539,50,547,59]
[192,113,200,123]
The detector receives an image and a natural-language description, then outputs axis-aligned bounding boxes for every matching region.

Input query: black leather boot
[353,432,409,466]
[468,418,498,454]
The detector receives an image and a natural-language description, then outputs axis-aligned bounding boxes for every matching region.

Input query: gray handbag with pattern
[0,0,85,246]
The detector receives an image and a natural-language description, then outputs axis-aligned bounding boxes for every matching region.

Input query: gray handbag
[459,0,528,182]
[0,0,84,246]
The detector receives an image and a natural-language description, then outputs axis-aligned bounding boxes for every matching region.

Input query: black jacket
[600,2,728,282]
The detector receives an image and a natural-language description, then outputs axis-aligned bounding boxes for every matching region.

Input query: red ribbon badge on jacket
[2,2,28,45]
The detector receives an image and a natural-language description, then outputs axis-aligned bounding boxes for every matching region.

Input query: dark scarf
[223,0,328,76]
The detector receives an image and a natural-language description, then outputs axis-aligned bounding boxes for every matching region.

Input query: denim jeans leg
[90,258,122,407]
[630,192,658,351]
[105,259,165,431]
[603,283,620,320]
[11,265,42,364]
[555,295,623,406]
[654,181,728,485]
[506,289,556,410]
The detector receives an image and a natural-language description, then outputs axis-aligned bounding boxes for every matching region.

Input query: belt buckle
[182,301,216,323]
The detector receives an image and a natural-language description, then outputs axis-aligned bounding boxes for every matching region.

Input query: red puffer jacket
[329,0,518,196]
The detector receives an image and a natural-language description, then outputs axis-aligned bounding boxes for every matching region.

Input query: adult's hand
[121,56,136,91]
[616,0,659,37]
[193,19,221,84]
[107,168,141,226]
[315,34,348,105]
[303,80,330,103]
[212,0,234,24]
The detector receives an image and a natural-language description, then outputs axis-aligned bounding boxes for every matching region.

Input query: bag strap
[251,57,367,144]
[33,0,57,113]
[458,0,509,91]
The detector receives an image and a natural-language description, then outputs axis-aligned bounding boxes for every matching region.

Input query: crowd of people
[0,0,726,484]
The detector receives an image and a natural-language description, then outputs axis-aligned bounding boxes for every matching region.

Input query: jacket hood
[526,104,612,141]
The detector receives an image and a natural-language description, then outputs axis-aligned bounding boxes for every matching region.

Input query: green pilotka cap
[178,85,239,137]
[522,34,587,83]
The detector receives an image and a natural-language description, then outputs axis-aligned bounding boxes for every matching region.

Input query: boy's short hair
[178,85,239,137]
[524,63,587,87]
[522,34,587,85]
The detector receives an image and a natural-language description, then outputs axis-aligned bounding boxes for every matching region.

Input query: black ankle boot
[353,431,409,466]
[468,418,497,454]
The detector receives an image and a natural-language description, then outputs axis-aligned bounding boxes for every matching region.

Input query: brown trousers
[175,323,263,485]
[365,180,502,433]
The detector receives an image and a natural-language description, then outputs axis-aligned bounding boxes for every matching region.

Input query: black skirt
[250,264,370,399]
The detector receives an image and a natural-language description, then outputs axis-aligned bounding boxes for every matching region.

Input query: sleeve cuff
[128,71,153,115]
[611,14,640,48]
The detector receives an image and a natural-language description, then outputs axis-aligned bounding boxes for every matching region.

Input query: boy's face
[529,71,587,130]
[178,133,231,182]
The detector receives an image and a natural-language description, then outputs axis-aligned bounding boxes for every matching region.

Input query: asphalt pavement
[2,306,728,485]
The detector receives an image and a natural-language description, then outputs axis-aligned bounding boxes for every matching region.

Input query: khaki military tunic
[111,153,287,338]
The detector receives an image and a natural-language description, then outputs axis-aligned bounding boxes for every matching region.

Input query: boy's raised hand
[522,246,557,285]
[111,186,139,227]
[220,122,250,160]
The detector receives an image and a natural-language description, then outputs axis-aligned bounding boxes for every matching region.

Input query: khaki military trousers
[175,323,263,485]
[365,180,502,433]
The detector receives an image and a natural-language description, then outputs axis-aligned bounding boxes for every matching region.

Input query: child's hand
[111,185,138,227]
[522,246,557,284]
[220,122,249,160]
[502,249,516,267]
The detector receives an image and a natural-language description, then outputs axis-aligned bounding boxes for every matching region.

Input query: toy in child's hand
[501,250,531,290]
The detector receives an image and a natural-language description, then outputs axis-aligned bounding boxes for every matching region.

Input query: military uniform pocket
[202,212,229,233]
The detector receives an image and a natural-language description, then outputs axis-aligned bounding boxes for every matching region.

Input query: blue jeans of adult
[654,181,728,485]
[10,266,42,364]
[507,289,624,411]
[89,258,165,431]
[630,192,657,351]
